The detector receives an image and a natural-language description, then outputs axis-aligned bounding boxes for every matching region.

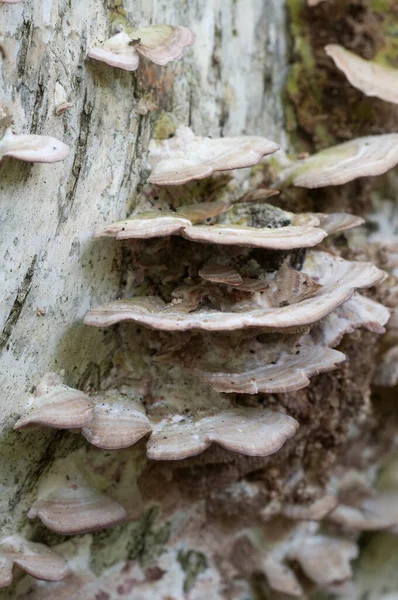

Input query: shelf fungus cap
[195,342,345,395]
[14,373,94,431]
[320,293,390,348]
[232,537,303,597]
[27,476,127,535]
[329,492,398,531]
[130,25,195,66]
[182,223,327,249]
[0,536,69,588]
[262,556,304,597]
[81,395,152,450]
[147,408,298,460]
[286,134,398,188]
[281,494,338,521]
[288,535,358,588]
[96,201,232,240]
[315,212,364,235]
[148,125,279,185]
[88,32,140,71]
[97,211,191,240]
[198,263,244,287]
[326,44,398,105]
[97,206,361,249]
[0,0,23,3]
[88,26,194,71]
[0,129,70,163]
[84,252,385,332]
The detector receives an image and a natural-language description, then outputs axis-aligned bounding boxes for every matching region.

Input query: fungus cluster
[88,25,195,72]
[4,3,398,598]
[12,110,391,594]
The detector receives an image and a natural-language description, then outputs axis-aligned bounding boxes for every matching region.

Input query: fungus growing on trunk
[14,372,94,430]
[285,134,398,188]
[96,205,364,249]
[98,211,192,240]
[180,222,326,249]
[146,407,299,460]
[148,125,280,185]
[329,492,398,531]
[88,25,195,71]
[325,44,398,105]
[190,336,345,395]
[319,293,390,347]
[281,495,338,521]
[81,394,152,450]
[232,537,304,597]
[17,376,299,459]
[81,398,298,459]
[0,536,69,588]
[288,536,359,590]
[84,252,385,332]
[0,128,70,163]
[28,474,127,535]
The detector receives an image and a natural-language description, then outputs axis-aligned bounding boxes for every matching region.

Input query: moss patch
[177,549,208,593]
[286,0,398,152]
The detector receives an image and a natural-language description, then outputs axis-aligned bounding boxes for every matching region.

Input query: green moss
[153,113,178,140]
[90,506,171,575]
[285,0,398,151]
[285,0,332,151]
[107,0,127,31]
[177,549,208,593]
[370,0,398,67]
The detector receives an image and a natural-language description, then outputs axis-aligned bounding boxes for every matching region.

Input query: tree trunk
[2,1,398,598]
[0,1,288,598]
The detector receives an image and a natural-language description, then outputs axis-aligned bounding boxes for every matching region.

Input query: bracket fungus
[287,535,359,590]
[82,398,298,460]
[148,125,280,185]
[84,252,385,332]
[262,556,303,597]
[181,222,327,250]
[97,205,363,251]
[284,134,398,188]
[0,128,70,164]
[145,407,298,460]
[81,395,152,450]
[329,492,398,532]
[0,536,69,588]
[319,292,390,347]
[232,537,304,597]
[28,474,127,535]
[170,333,345,395]
[14,373,94,430]
[88,25,195,71]
[281,494,338,521]
[326,44,398,105]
